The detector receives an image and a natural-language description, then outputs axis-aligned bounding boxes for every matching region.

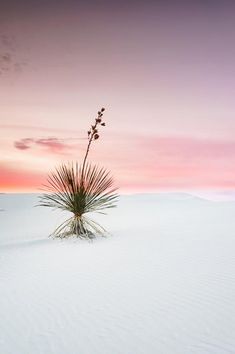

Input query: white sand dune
[0,193,235,354]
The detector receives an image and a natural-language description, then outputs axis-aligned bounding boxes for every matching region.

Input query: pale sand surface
[0,193,235,354]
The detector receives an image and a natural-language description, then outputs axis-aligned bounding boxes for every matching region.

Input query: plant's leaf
[38,161,118,238]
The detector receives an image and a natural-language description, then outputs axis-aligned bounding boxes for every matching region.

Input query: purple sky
[0,0,235,193]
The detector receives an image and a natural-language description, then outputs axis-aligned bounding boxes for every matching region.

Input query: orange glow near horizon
[0,163,46,193]
[1,134,235,193]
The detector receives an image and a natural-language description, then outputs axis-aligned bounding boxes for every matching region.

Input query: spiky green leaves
[38,162,118,238]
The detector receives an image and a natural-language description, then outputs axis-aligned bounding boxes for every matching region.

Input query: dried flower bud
[101,122,105,126]
[93,128,98,133]
[94,133,99,140]
[98,111,101,115]
[101,107,105,112]
[96,118,102,123]
[88,130,91,135]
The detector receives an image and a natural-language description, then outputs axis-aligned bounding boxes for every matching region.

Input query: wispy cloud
[14,138,34,150]
[14,137,74,154]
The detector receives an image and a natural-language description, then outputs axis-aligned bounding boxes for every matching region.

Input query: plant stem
[81,108,105,181]
[81,120,98,181]
[82,126,95,176]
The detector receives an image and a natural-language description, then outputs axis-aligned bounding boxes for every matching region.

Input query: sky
[0,0,235,193]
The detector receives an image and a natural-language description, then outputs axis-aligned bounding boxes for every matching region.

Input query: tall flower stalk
[39,108,118,239]
[81,107,105,181]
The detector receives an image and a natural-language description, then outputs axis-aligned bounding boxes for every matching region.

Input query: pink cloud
[14,138,34,150]
[35,138,70,153]
[14,137,73,154]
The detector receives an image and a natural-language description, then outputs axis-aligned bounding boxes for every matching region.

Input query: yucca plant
[39,108,118,239]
